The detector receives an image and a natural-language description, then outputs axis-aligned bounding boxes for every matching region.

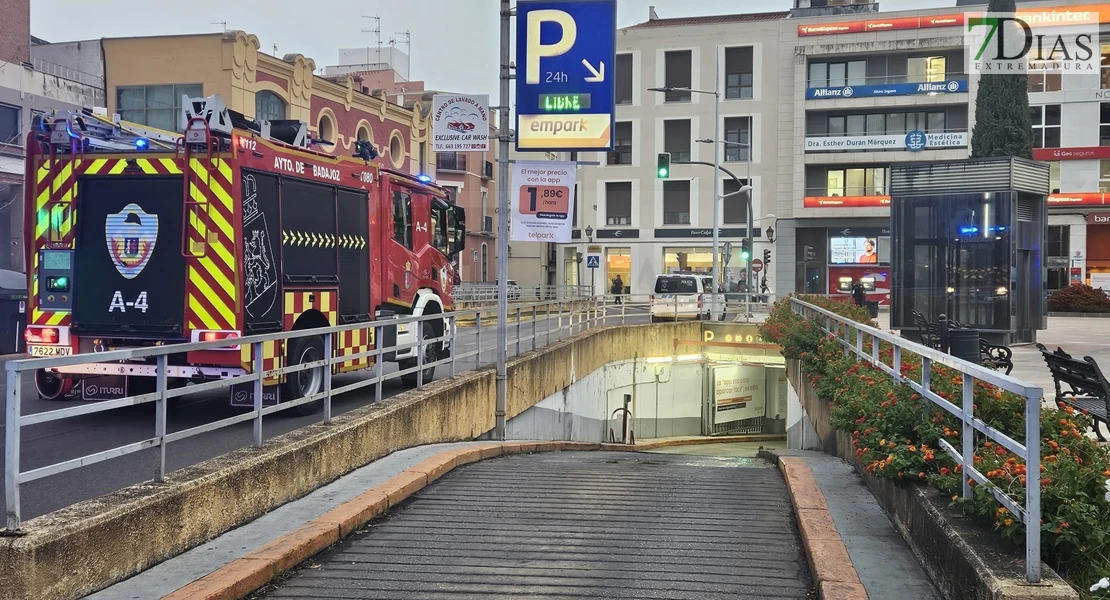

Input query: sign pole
[711,49,721,322]
[494,0,510,441]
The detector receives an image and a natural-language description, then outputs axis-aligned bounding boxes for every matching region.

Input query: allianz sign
[806,79,968,99]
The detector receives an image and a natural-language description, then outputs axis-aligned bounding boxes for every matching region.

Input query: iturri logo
[965,11,1097,76]
[105,204,158,279]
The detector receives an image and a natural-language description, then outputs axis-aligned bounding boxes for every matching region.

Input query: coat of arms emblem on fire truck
[105,204,158,280]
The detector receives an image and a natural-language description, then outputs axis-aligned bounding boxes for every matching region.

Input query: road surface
[0,308,654,520]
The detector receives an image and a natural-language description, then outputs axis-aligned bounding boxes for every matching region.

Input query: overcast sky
[32,0,953,97]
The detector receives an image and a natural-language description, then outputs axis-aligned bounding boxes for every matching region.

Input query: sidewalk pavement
[775,450,941,600]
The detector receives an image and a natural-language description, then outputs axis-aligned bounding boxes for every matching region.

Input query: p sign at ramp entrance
[516,0,616,152]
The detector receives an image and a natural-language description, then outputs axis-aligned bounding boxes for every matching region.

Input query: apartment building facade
[779,7,974,306]
[558,1,1110,300]
[559,11,787,298]
[1032,31,1110,291]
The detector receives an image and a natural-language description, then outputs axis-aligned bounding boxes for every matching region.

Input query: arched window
[318,113,336,146]
[255,91,286,122]
[481,243,489,283]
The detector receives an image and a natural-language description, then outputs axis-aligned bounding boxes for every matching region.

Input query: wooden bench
[1036,343,1110,441]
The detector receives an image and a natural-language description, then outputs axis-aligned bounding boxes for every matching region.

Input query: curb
[763,451,869,600]
[160,435,785,600]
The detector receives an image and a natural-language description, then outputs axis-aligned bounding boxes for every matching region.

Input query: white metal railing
[2,294,782,530]
[790,297,1043,583]
[453,284,593,303]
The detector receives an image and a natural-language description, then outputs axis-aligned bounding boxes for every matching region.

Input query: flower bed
[761,296,1110,598]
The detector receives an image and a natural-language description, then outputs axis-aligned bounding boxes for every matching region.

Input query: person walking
[851,279,866,307]
[611,274,624,304]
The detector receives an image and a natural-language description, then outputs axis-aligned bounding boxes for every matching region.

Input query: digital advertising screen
[830,237,880,265]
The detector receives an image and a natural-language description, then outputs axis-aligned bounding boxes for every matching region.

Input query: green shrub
[1048,285,1110,313]
[763,295,1110,598]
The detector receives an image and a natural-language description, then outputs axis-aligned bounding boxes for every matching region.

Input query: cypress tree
[969,0,1034,159]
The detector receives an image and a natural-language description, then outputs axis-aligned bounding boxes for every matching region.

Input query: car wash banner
[431,94,489,152]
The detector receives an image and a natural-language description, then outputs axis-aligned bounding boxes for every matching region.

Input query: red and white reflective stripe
[25,325,70,345]
[189,329,241,350]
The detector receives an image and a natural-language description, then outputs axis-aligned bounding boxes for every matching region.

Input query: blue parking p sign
[516,0,616,152]
[586,255,601,269]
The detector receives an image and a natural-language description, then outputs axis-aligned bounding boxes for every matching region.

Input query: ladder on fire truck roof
[45,108,181,151]
[183,94,313,149]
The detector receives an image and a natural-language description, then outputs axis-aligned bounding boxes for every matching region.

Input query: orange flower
[940,467,951,475]
[918,471,926,479]
[1003,518,1013,527]
[1041,478,1051,487]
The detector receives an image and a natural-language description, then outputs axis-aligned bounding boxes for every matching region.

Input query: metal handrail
[789,297,1042,583]
[3,297,606,531]
[2,294,780,530]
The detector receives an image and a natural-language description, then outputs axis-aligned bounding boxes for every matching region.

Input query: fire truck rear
[23,95,464,409]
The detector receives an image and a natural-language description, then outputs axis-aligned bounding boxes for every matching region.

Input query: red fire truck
[23,95,464,411]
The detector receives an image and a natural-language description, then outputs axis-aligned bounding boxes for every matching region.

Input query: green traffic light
[657,167,668,178]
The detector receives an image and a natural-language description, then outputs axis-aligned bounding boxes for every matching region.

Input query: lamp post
[648,50,722,319]
[695,137,754,318]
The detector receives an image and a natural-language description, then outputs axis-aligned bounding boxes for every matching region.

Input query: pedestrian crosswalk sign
[586,254,600,269]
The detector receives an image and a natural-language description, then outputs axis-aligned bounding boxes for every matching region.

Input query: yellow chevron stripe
[192,161,233,213]
[216,159,233,183]
[137,159,158,175]
[160,158,183,174]
[190,264,236,327]
[46,312,66,326]
[197,255,235,298]
[36,161,50,184]
[208,238,236,280]
[187,293,220,330]
[108,160,127,175]
[85,158,109,175]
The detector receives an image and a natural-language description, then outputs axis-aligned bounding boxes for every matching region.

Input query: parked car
[495,279,521,301]
[650,274,716,321]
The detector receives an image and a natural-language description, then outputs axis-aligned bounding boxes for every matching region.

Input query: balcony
[482,161,494,179]
[482,216,493,233]
[436,153,467,172]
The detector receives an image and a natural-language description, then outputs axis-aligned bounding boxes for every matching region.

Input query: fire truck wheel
[400,327,437,389]
[35,369,74,401]
[284,335,325,416]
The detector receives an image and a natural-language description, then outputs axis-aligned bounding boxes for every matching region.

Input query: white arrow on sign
[582,59,605,82]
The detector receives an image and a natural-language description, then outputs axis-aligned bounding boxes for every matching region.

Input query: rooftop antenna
[391,30,411,80]
[361,15,381,69]
[272,43,278,57]
[210,21,227,32]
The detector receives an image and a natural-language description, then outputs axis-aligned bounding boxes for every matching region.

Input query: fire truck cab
[23,95,464,410]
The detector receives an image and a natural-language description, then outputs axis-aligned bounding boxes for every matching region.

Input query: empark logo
[965,12,1098,76]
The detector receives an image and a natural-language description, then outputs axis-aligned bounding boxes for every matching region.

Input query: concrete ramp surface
[261,451,812,599]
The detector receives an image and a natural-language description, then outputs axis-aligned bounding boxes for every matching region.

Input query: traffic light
[656,152,671,179]
[763,249,772,265]
[740,239,751,261]
[804,245,816,261]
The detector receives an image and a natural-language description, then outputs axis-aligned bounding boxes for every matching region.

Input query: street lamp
[648,60,723,320]
[585,225,594,242]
